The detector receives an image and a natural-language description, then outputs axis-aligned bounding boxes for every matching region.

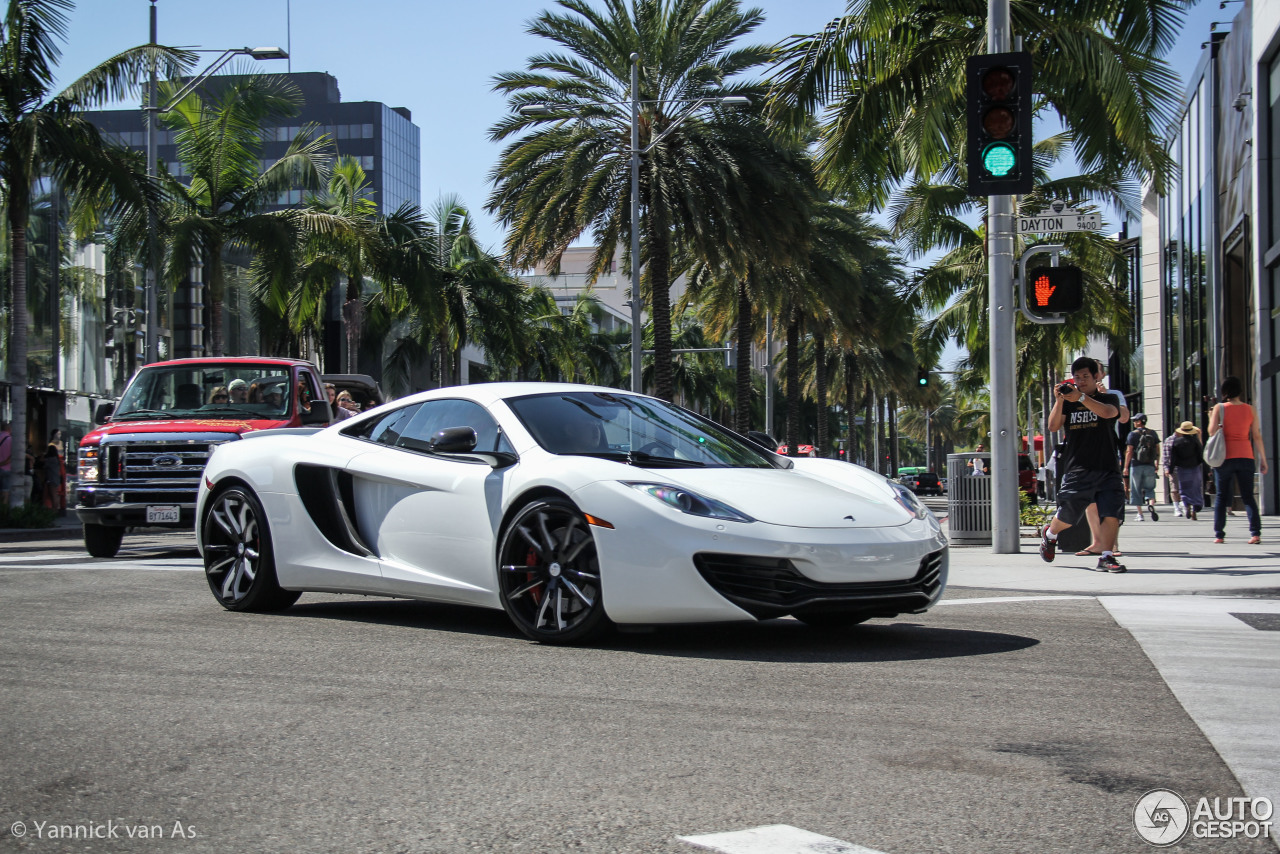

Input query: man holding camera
[1039,356,1127,572]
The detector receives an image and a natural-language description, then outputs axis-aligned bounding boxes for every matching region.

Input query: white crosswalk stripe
[680,825,888,854]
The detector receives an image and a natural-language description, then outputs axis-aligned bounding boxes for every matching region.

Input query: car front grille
[94,435,235,505]
[693,549,945,619]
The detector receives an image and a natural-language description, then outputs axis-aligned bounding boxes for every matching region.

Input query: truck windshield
[113,364,294,420]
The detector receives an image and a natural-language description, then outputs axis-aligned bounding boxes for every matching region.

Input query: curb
[0,524,83,543]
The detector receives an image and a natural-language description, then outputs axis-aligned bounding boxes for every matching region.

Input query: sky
[54,0,1225,257]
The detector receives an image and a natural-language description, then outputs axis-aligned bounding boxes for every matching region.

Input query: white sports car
[196,382,948,644]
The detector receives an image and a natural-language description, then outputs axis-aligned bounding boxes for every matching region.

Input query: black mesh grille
[693,549,945,619]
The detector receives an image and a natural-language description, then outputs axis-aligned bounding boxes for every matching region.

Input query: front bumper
[76,486,196,529]
[575,480,949,625]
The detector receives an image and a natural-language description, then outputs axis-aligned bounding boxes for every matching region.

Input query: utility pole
[987,0,1020,553]
[145,0,159,364]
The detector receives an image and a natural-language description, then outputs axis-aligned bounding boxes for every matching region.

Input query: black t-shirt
[1061,392,1120,473]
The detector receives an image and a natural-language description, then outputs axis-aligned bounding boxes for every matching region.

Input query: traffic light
[917,369,930,387]
[1025,265,1083,317]
[966,51,1033,195]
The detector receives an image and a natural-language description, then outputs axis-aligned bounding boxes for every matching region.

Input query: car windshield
[113,364,294,420]
[505,391,782,469]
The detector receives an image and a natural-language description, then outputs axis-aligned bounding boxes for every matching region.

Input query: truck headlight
[78,446,101,483]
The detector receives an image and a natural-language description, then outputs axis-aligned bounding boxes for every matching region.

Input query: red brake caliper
[526,548,541,604]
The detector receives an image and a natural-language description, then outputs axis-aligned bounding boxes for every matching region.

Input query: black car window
[396,399,513,455]
[347,403,422,445]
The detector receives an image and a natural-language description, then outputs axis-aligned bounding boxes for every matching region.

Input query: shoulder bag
[1204,418,1227,468]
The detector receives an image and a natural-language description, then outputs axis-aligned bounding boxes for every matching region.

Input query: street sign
[1018,202,1102,234]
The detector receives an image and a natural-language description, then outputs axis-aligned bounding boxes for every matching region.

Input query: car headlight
[622,482,754,523]
[890,482,927,519]
[78,445,101,483]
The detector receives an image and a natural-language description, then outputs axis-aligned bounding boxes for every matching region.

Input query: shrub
[0,503,58,529]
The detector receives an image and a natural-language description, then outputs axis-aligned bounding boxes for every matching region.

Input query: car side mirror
[94,402,115,425]
[430,426,478,453]
[302,399,333,425]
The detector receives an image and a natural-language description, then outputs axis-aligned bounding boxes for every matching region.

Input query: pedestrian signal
[1025,265,1083,317]
[967,52,1033,195]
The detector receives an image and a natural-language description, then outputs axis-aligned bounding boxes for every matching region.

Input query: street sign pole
[987,0,1020,554]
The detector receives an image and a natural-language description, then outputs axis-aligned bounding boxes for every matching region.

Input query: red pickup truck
[76,357,332,557]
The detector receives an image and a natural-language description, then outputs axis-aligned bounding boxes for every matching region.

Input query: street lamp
[520,53,749,393]
[142,1,287,362]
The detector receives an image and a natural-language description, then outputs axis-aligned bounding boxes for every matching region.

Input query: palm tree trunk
[815,333,828,457]
[862,382,873,469]
[649,200,674,402]
[889,391,899,475]
[785,303,800,457]
[8,219,29,507]
[343,269,364,375]
[845,356,857,464]
[208,249,225,357]
[734,275,752,433]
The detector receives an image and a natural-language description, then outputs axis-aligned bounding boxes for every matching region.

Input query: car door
[346,398,515,607]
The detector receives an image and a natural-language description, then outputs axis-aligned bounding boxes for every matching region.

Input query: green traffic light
[982,142,1016,176]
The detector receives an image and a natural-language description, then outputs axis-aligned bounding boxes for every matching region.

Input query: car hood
[646,463,911,529]
[83,418,288,443]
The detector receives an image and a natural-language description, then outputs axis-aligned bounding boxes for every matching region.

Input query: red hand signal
[1034,274,1056,307]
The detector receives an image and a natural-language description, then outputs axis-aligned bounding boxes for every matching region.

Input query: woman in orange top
[1207,376,1269,544]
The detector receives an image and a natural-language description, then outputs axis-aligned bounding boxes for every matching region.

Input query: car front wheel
[84,523,124,558]
[202,486,299,612]
[497,498,610,644]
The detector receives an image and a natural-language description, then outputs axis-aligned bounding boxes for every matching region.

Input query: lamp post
[520,57,748,393]
[142,0,287,362]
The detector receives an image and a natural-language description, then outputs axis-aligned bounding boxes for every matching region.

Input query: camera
[1057,382,1075,397]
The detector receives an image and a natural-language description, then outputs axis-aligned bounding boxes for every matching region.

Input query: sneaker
[1248,535,1261,545]
[1214,538,1225,544]
[1039,532,1057,563]
[1174,506,1184,517]
[1149,505,1159,522]
[1097,554,1127,573]
[1136,513,1145,522]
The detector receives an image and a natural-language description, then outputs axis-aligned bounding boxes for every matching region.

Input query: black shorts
[1056,468,1126,526]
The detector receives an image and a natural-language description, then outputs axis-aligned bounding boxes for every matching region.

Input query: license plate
[146,504,181,524]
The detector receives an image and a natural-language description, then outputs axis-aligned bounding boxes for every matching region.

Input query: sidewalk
[944,503,1280,595]
[0,514,83,543]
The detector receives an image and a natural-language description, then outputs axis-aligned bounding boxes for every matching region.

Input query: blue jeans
[1213,458,1260,537]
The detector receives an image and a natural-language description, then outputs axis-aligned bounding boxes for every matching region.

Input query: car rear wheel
[497,498,610,644]
[202,486,299,612]
[84,523,124,558]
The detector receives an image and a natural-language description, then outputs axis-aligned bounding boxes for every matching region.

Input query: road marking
[938,595,1095,606]
[679,825,888,854]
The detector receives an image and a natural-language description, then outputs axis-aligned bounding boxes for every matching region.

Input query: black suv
[902,472,943,495]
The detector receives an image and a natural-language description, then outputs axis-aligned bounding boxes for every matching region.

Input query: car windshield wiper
[200,407,264,418]
[112,408,180,420]
[627,451,706,468]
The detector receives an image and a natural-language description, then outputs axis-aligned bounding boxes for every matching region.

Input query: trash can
[947,453,991,544]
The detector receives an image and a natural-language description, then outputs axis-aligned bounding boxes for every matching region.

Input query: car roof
[143,356,312,368]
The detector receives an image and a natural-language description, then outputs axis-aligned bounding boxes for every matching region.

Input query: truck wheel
[84,524,125,558]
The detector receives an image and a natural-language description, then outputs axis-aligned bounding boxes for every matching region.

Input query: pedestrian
[1170,422,1205,520]
[0,420,12,507]
[1207,376,1268,544]
[1162,432,1183,515]
[1078,372,1131,556]
[1123,413,1161,521]
[1038,356,1128,573]
[41,428,66,514]
[326,383,354,421]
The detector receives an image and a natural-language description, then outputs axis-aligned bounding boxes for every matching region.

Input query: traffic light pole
[987,0,1020,553]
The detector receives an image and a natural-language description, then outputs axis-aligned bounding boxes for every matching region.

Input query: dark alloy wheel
[202,486,300,612]
[497,498,609,644]
[83,523,124,558]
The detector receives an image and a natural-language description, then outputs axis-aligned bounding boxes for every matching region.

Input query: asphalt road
[1,533,1275,854]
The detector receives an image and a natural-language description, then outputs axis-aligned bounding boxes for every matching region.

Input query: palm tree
[136,74,331,357]
[769,0,1186,202]
[488,0,812,402]
[1,0,190,506]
